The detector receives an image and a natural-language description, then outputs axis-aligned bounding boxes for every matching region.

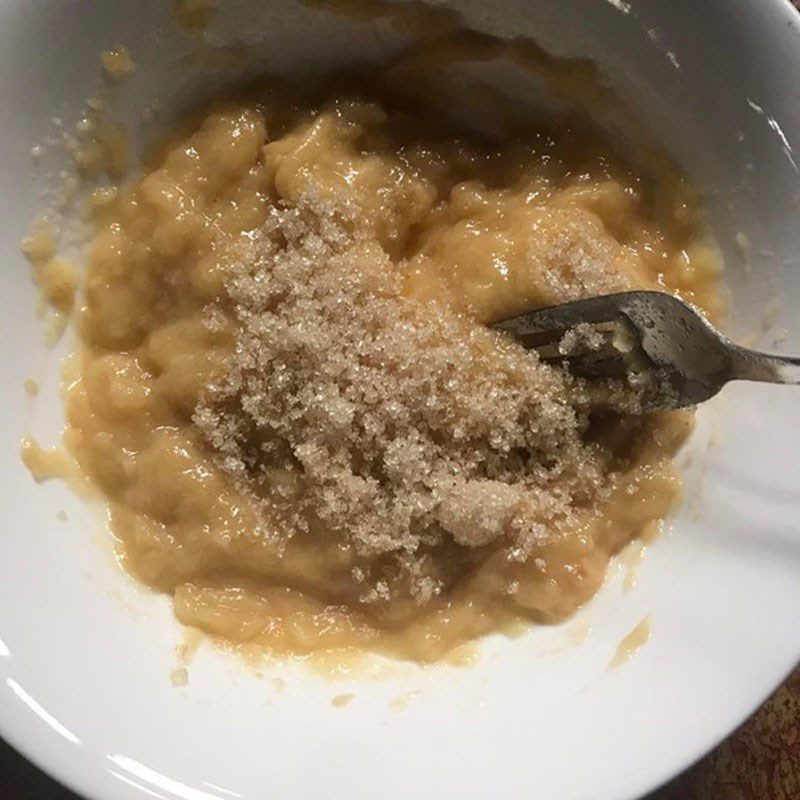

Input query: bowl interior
[1,2,799,800]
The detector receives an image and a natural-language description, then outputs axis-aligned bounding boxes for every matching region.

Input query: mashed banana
[63,89,719,662]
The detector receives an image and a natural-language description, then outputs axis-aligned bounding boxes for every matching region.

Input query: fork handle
[729,345,800,385]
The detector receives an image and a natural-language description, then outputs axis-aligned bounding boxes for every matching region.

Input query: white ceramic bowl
[1,1,799,799]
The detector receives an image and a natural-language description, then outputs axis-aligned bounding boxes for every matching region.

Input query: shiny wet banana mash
[62,87,720,662]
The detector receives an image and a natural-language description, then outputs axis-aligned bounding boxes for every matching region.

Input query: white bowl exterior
[1,2,799,799]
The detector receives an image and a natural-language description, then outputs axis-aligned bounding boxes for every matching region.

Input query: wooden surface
[648,670,800,799]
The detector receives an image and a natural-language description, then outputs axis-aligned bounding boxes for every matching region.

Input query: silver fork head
[493,291,736,410]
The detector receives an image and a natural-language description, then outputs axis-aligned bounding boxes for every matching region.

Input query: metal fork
[493,291,800,410]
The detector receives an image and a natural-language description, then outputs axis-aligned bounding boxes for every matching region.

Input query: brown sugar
[195,197,638,602]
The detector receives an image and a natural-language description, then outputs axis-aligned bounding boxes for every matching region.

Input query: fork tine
[493,293,632,339]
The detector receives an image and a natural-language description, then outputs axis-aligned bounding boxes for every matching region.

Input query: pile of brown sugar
[194,196,641,603]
